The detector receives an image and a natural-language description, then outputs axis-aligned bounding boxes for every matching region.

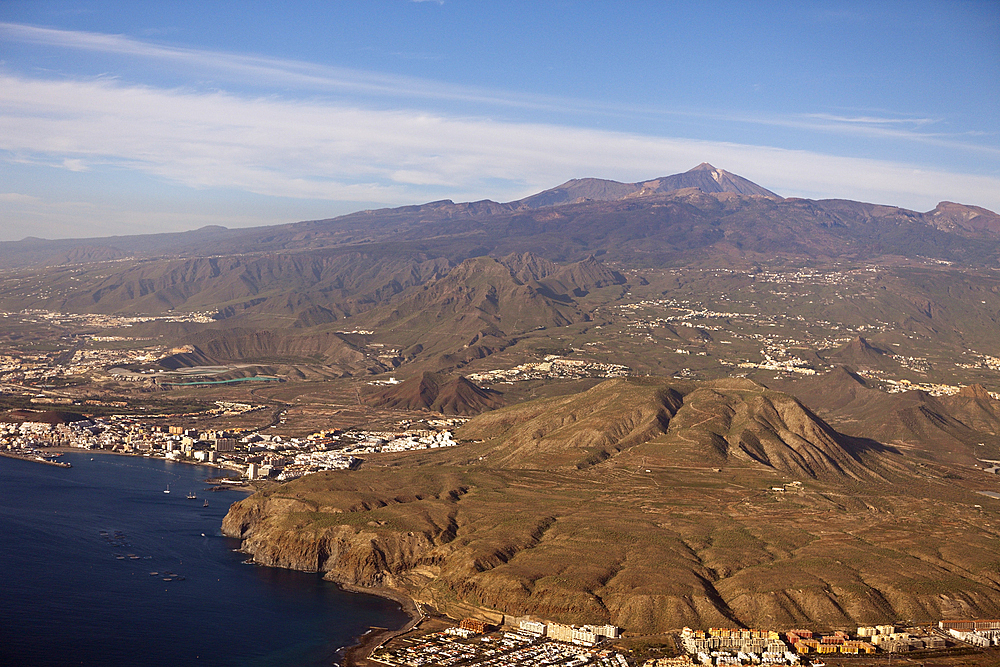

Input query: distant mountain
[4,163,996,273]
[514,163,779,208]
[927,201,1000,236]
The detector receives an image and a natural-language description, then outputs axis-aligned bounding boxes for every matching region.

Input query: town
[466,356,630,386]
[366,615,1000,667]
[0,406,461,482]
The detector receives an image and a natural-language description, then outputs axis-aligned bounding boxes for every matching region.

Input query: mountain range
[2,163,997,273]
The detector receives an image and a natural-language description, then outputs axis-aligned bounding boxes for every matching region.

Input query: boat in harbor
[164,483,170,494]
[186,491,197,499]
[203,500,209,507]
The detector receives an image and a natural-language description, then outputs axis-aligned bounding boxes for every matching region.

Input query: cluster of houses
[373,618,626,667]
[940,619,1000,648]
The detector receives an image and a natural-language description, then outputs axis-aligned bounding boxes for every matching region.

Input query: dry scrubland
[224,377,1000,633]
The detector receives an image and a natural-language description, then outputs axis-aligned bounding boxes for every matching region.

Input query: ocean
[0,452,409,667]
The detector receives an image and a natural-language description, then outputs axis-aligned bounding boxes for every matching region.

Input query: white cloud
[3,22,996,159]
[1,72,999,237]
[0,192,41,203]
[0,22,586,114]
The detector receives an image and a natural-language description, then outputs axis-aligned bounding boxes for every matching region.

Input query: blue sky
[1,1,998,241]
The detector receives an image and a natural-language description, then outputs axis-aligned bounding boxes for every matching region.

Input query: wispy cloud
[806,113,936,126]
[702,109,1000,157]
[0,22,603,115]
[1,73,999,216]
[0,192,40,203]
[5,21,994,159]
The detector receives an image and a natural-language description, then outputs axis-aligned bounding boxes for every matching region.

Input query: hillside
[367,372,504,415]
[349,255,597,365]
[223,376,1000,633]
[769,368,1000,466]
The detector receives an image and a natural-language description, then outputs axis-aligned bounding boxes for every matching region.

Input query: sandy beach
[336,584,425,667]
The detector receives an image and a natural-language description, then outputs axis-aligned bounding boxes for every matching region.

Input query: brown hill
[156,344,218,369]
[937,384,1000,438]
[650,379,882,480]
[770,368,1000,466]
[496,251,559,283]
[542,254,627,297]
[223,376,1000,633]
[369,372,504,415]
[828,336,893,370]
[176,329,372,374]
[458,377,685,468]
[2,409,88,424]
[458,377,881,479]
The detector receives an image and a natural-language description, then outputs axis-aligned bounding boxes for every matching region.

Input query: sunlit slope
[224,377,1000,631]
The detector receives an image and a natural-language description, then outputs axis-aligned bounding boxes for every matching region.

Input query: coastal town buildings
[0,414,456,481]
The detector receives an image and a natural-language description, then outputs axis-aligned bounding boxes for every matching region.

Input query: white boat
[164,483,170,494]
[186,491,197,499]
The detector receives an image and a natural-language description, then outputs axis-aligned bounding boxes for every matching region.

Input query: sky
[1,1,998,242]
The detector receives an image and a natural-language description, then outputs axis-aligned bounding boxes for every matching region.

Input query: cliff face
[222,379,1000,632]
[223,494,435,588]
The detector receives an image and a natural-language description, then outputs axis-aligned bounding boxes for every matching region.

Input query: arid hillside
[223,377,1000,633]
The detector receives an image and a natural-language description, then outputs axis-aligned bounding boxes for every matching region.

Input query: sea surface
[0,452,409,667]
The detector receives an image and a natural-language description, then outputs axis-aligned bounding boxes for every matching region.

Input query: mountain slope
[770,368,1000,466]
[353,256,592,363]
[223,376,1000,633]
[368,372,504,415]
[514,163,778,208]
[2,163,995,273]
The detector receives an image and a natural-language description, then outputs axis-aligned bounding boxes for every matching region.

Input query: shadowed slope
[368,372,504,415]
[648,379,882,480]
[771,368,1000,466]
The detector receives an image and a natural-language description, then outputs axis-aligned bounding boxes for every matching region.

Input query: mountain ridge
[2,164,996,271]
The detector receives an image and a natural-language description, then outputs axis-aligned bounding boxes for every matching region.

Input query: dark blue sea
[0,452,408,667]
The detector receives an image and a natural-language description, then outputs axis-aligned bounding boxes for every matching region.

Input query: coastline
[12,447,258,492]
[334,584,424,667]
[46,447,254,486]
[0,449,73,467]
